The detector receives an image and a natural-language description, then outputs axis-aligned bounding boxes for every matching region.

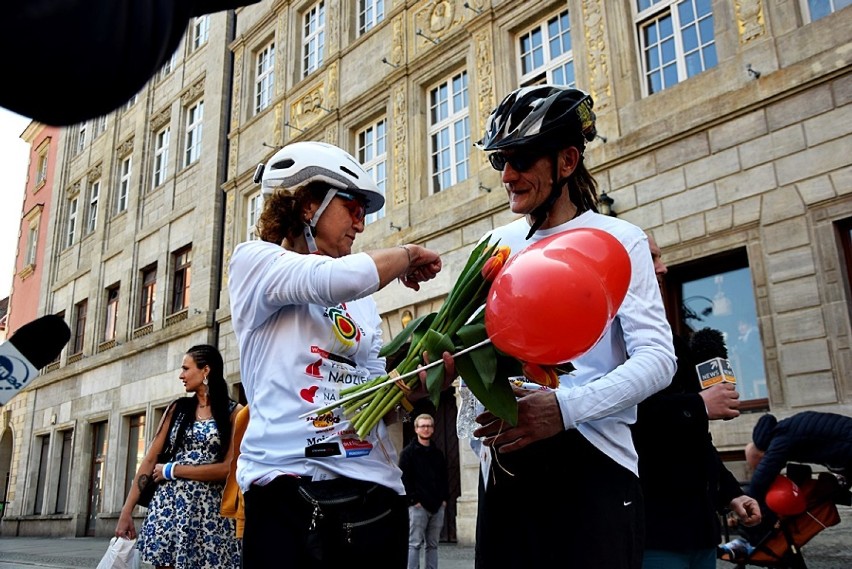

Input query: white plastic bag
[96,537,141,569]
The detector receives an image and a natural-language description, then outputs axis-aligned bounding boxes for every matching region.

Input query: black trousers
[242,475,408,569]
[475,429,644,569]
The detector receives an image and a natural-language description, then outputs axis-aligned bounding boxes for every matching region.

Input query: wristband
[398,244,413,265]
[164,462,175,481]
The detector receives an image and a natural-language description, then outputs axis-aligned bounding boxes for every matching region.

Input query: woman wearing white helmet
[229,141,448,567]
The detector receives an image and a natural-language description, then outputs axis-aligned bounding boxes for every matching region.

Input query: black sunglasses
[488,150,541,172]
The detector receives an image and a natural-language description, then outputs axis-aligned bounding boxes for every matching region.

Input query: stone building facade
[2,0,850,546]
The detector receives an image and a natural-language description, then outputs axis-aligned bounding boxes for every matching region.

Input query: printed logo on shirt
[300,385,320,403]
[341,437,373,457]
[305,358,322,378]
[305,442,341,458]
[327,306,361,348]
[310,412,340,431]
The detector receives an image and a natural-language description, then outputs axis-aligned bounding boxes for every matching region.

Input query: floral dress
[137,401,240,568]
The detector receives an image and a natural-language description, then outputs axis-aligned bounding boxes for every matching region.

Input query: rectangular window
[94,116,108,137]
[255,42,275,114]
[66,197,78,247]
[124,94,138,112]
[184,100,204,167]
[104,284,120,342]
[73,299,88,354]
[33,435,50,515]
[160,50,177,78]
[55,430,73,513]
[124,414,146,499]
[51,311,66,363]
[171,246,192,314]
[804,0,852,22]
[636,0,717,95]
[117,156,131,213]
[86,421,108,535]
[303,1,326,77]
[191,15,210,51]
[139,265,157,326]
[428,71,470,193]
[357,118,387,223]
[36,150,49,185]
[76,123,87,154]
[153,127,170,187]
[518,9,575,87]
[359,0,384,35]
[26,223,39,266]
[665,248,768,408]
[87,179,100,234]
[247,193,263,241]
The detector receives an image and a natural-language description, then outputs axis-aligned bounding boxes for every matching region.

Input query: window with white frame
[26,223,39,266]
[94,116,107,137]
[87,179,100,233]
[191,15,210,51]
[302,1,325,77]
[518,9,575,87]
[359,0,384,35]
[104,284,120,341]
[184,100,203,167]
[428,71,470,194]
[66,196,78,247]
[160,50,178,79]
[357,118,387,223]
[255,41,276,114]
[636,0,717,95]
[247,192,263,241]
[803,0,851,22]
[117,156,131,213]
[36,146,49,186]
[124,93,138,112]
[153,127,170,187]
[76,123,87,154]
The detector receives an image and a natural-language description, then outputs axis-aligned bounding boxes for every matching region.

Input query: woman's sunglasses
[336,191,367,222]
[488,150,541,172]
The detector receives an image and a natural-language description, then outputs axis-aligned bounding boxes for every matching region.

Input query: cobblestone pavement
[1,507,849,569]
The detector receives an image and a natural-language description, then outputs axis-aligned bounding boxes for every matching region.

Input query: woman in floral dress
[115,344,243,568]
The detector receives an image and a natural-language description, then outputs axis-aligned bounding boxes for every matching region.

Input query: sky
[0,108,32,300]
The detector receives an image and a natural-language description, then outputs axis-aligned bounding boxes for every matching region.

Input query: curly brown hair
[256,182,329,244]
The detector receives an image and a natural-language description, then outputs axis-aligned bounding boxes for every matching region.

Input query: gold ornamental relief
[390,15,405,66]
[230,47,244,131]
[274,103,283,146]
[735,0,765,44]
[222,191,235,287]
[392,82,408,207]
[326,61,339,109]
[474,29,495,150]
[324,125,337,145]
[228,136,239,179]
[413,0,461,51]
[276,11,288,97]
[326,0,339,57]
[289,84,327,131]
[582,0,611,110]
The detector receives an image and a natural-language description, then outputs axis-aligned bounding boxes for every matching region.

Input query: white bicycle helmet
[254,141,384,213]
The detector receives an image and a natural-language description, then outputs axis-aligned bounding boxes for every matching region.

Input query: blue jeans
[408,503,445,569]
[642,548,716,569]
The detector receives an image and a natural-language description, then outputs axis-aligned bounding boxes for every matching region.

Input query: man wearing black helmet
[470,85,677,569]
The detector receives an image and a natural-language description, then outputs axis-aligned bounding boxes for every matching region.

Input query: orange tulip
[521,362,560,389]
[481,246,511,281]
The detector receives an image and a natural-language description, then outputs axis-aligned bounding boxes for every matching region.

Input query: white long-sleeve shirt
[485,211,676,475]
[228,240,405,494]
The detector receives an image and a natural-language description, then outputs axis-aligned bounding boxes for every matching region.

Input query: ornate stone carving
[116,137,134,157]
[325,125,337,144]
[68,181,81,197]
[180,77,206,106]
[327,0,339,57]
[231,46,244,130]
[228,134,239,179]
[735,0,765,44]
[582,0,611,110]
[326,61,339,109]
[474,29,494,151]
[290,84,327,130]
[151,106,171,131]
[277,12,288,97]
[86,163,102,181]
[274,102,283,145]
[393,82,408,206]
[223,190,234,286]
[414,0,461,51]
[391,16,405,66]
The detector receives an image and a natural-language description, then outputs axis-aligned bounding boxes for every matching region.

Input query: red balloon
[532,228,632,319]
[765,475,807,517]
[484,228,632,365]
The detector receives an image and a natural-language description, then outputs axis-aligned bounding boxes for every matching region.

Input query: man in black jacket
[399,413,450,569]
[632,236,761,569]
[746,411,852,502]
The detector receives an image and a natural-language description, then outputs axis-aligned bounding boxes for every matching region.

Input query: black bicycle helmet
[477,86,598,239]
[476,85,597,152]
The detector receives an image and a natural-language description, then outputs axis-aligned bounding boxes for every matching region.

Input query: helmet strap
[304,188,337,254]
[525,152,565,239]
